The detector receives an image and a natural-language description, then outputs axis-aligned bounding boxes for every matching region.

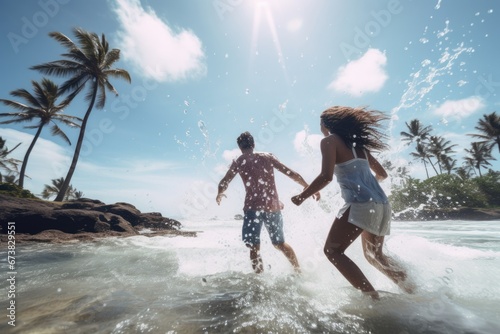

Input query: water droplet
[198,120,208,138]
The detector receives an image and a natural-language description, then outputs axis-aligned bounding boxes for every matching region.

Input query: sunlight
[250,0,289,82]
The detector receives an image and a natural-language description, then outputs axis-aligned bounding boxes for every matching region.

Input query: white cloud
[328,48,388,97]
[113,0,206,82]
[0,128,199,218]
[293,130,322,157]
[0,128,71,183]
[433,96,484,120]
[222,148,240,162]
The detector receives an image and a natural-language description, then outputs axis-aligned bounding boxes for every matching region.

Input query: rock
[0,194,193,243]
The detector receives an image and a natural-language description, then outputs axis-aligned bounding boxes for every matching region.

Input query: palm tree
[469,112,500,154]
[41,177,83,200]
[400,119,433,145]
[0,79,82,188]
[31,28,131,201]
[0,137,21,183]
[464,142,495,177]
[440,155,457,175]
[427,135,457,174]
[455,166,472,181]
[410,142,435,179]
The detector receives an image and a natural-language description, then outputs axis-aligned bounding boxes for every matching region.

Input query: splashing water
[1,218,499,334]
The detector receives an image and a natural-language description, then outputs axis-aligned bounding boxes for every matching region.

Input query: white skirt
[338,201,391,236]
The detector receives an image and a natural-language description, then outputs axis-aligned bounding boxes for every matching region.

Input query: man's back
[232,152,281,212]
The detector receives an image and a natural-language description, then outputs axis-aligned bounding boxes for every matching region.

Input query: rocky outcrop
[0,195,195,243]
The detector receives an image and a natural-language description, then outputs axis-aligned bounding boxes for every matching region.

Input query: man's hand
[216,193,227,205]
[312,192,321,201]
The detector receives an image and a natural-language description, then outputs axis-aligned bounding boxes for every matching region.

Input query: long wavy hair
[320,106,389,152]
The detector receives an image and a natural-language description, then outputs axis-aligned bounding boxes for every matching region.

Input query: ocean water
[1,215,499,334]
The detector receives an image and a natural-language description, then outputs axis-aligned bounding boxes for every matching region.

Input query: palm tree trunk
[18,124,44,188]
[426,157,439,176]
[54,82,98,202]
[422,159,430,179]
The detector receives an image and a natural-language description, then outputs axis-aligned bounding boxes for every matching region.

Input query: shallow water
[1,218,499,333]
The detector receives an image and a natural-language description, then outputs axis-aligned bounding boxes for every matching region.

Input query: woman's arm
[366,151,388,181]
[291,136,336,205]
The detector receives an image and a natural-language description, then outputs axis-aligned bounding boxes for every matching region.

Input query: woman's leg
[361,232,414,293]
[324,208,377,296]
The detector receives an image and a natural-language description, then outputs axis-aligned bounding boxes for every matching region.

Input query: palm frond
[48,31,77,51]
[9,88,43,109]
[0,100,33,113]
[105,68,131,83]
[31,61,82,77]
[50,123,71,145]
[95,85,107,109]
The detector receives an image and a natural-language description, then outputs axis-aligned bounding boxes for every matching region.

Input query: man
[216,132,319,273]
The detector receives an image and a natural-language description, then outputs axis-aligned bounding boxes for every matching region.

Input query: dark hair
[237,131,255,149]
[320,106,389,152]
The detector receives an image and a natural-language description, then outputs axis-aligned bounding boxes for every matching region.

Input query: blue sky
[1,0,499,219]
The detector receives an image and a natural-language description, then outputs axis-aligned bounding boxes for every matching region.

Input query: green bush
[474,171,500,206]
[0,182,37,198]
[389,174,490,212]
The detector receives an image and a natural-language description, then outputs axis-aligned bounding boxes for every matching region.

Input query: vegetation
[41,177,83,201]
[389,171,499,212]
[0,182,37,199]
[0,137,21,183]
[31,28,131,201]
[0,79,82,188]
[390,114,500,213]
[400,114,498,179]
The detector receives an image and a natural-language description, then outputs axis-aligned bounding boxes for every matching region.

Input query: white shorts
[338,201,391,236]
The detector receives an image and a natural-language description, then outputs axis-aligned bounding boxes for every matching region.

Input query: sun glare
[250,0,288,82]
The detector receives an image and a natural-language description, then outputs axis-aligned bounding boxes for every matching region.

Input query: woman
[291,106,414,299]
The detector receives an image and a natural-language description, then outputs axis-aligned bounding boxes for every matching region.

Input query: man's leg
[243,210,264,273]
[249,244,264,273]
[274,243,301,273]
[265,211,301,272]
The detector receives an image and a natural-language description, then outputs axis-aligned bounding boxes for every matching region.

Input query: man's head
[237,131,255,150]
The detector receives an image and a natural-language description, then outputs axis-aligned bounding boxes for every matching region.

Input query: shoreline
[393,207,500,221]
[1,194,498,244]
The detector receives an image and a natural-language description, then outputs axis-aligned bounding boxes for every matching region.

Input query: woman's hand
[291,194,305,206]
